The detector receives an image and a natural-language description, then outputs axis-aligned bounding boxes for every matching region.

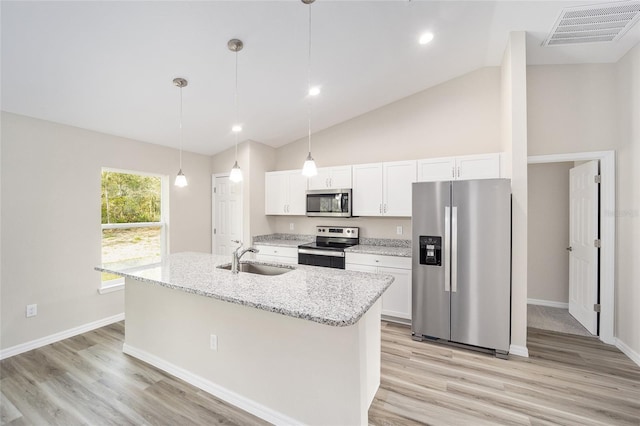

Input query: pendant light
[228,38,244,183]
[301,0,318,177]
[173,77,188,187]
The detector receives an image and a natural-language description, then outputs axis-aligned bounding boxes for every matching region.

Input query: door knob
[566,247,572,251]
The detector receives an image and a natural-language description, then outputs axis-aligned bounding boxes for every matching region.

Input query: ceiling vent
[543,1,640,46]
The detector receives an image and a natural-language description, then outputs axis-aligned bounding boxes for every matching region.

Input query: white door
[568,160,599,334]
[213,176,243,255]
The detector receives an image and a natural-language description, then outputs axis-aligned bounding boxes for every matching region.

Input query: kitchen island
[96,252,394,426]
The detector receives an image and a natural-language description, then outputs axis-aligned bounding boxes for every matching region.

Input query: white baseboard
[509,344,529,358]
[0,313,125,360]
[123,344,302,426]
[615,338,640,368]
[527,298,569,309]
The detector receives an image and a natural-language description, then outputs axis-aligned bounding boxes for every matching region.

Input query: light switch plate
[210,334,218,351]
[396,226,403,235]
[26,304,37,318]
[289,223,294,231]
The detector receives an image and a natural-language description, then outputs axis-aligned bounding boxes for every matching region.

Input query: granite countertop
[96,252,393,327]
[344,245,412,258]
[252,239,308,248]
[252,233,314,248]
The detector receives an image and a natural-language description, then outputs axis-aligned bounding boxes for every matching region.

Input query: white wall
[501,32,528,355]
[527,43,640,359]
[211,140,276,245]
[272,67,502,238]
[527,162,572,304]
[0,112,212,351]
[614,42,640,358]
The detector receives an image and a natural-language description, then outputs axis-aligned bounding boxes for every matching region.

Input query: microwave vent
[542,1,640,46]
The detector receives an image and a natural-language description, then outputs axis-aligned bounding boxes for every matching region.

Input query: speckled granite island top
[96,252,394,327]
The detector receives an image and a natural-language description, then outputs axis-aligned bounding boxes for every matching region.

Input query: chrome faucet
[231,240,259,274]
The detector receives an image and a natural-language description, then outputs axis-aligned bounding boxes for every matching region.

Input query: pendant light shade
[301,0,318,177]
[175,169,188,187]
[229,161,243,183]
[302,153,317,177]
[173,77,188,187]
[228,38,244,183]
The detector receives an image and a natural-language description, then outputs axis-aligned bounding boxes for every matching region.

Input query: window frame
[99,167,169,293]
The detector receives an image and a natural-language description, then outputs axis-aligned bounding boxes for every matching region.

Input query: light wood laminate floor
[1,321,639,425]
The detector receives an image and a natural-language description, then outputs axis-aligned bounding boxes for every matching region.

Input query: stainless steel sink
[217,262,294,276]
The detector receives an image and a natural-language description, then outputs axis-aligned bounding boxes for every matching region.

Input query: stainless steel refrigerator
[411,179,511,358]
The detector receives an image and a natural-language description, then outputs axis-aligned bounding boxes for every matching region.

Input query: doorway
[527,151,615,345]
[212,175,243,255]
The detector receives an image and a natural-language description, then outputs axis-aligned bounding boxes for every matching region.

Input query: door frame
[528,150,615,345]
[212,173,244,255]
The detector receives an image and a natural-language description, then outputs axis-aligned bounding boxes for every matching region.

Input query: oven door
[298,248,346,269]
[306,189,352,217]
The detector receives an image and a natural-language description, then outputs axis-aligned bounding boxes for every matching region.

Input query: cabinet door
[455,153,501,180]
[286,171,308,215]
[345,263,377,274]
[329,166,353,189]
[307,168,332,190]
[417,157,456,182]
[383,160,416,217]
[352,163,383,216]
[265,172,286,215]
[378,266,412,320]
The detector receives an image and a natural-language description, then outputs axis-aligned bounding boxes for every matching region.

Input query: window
[100,169,167,292]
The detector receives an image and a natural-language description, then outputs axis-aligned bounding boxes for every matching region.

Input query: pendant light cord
[235,49,239,161]
[307,1,312,154]
[179,85,183,169]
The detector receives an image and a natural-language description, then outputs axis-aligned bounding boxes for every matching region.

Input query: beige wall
[272,67,502,239]
[501,32,529,353]
[527,43,640,358]
[527,162,572,304]
[211,140,276,245]
[615,42,640,356]
[0,112,212,350]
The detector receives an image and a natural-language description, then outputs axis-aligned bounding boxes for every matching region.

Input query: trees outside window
[101,169,167,286]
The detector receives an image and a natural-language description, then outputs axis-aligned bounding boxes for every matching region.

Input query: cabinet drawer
[345,252,411,269]
[255,245,298,259]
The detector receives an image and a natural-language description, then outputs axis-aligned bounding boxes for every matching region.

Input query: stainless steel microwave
[306,189,352,217]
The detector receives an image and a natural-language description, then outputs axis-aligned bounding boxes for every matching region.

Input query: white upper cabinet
[417,153,501,182]
[352,160,416,217]
[455,153,501,180]
[265,170,307,215]
[352,163,383,216]
[308,166,352,190]
[383,161,417,217]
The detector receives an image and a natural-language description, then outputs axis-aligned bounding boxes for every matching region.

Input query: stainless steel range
[298,226,359,269]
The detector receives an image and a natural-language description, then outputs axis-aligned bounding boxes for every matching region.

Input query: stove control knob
[346,230,351,234]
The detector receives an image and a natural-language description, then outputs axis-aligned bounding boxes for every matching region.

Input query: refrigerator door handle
[444,206,451,292]
[451,206,458,293]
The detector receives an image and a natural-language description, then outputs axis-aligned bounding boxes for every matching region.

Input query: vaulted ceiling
[2,0,639,155]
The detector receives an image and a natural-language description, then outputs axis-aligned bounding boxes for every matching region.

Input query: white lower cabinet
[254,245,298,265]
[345,252,412,322]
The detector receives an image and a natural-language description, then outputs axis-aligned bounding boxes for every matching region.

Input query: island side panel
[123,278,381,426]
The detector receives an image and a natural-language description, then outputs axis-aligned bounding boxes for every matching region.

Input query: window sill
[98,280,125,294]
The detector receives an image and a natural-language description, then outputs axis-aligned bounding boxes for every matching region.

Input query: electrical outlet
[210,334,218,351]
[396,226,403,235]
[289,223,294,231]
[26,304,37,318]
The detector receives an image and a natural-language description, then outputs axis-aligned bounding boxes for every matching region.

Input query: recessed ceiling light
[419,32,434,45]
[232,124,242,132]
[308,86,321,96]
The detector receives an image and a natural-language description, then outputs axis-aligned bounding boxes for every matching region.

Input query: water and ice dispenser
[419,236,442,266]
